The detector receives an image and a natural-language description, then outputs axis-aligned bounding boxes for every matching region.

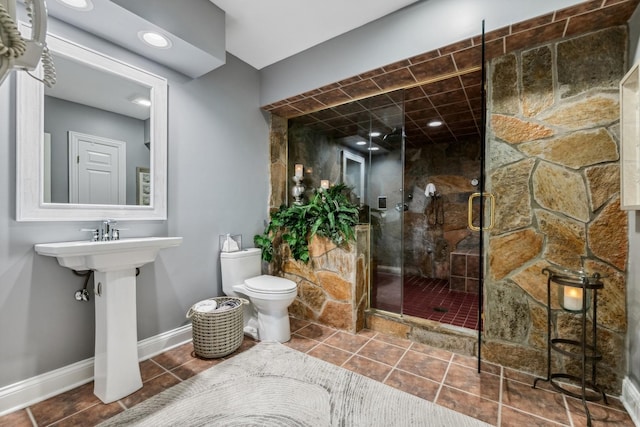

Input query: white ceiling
[209,0,421,70]
[41,0,421,117]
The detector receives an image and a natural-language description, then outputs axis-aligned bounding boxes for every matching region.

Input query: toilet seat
[245,275,296,294]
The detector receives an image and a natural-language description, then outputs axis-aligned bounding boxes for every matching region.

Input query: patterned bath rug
[98,341,491,426]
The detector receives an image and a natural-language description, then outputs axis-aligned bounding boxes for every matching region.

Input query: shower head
[383,127,404,141]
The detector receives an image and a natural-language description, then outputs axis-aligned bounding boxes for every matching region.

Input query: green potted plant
[254,183,360,263]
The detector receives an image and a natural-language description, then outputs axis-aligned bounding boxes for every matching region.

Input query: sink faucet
[99,219,119,241]
[81,220,122,241]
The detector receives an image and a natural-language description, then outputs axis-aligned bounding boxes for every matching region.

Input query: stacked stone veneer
[404,140,481,279]
[484,26,628,393]
[271,225,370,333]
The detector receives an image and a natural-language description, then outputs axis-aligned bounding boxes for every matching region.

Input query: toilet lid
[245,275,296,293]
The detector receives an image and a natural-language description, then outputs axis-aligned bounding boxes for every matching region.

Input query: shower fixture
[382,127,404,141]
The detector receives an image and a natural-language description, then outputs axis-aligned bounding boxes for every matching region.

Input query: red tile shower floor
[372,272,480,330]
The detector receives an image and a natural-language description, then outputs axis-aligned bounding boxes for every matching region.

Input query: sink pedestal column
[93,269,142,403]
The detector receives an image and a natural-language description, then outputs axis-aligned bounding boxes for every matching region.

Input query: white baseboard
[622,377,640,427]
[0,324,192,416]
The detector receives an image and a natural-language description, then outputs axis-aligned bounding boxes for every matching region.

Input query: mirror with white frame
[16,25,168,221]
[342,150,365,206]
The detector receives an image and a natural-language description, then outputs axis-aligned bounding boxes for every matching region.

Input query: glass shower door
[366,91,405,314]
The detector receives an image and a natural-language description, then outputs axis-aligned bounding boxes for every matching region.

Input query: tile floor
[403,276,479,330]
[373,272,480,330]
[0,318,633,427]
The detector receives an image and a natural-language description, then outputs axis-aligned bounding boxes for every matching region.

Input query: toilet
[220,248,297,342]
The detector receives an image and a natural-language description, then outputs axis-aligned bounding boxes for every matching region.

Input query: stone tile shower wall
[484,26,628,392]
[287,124,347,199]
[404,141,481,280]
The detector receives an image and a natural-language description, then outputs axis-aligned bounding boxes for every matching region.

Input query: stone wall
[404,141,481,279]
[272,225,370,333]
[485,26,628,393]
[288,124,345,196]
[269,115,288,212]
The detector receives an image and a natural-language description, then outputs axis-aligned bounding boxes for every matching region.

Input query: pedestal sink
[34,237,183,403]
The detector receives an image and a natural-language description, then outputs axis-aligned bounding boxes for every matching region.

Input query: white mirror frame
[342,150,365,206]
[16,25,168,221]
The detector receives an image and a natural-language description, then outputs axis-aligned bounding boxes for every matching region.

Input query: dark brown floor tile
[342,354,392,382]
[50,401,123,426]
[396,349,449,383]
[324,331,370,353]
[0,409,32,427]
[502,379,570,425]
[289,317,310,333]
[384,369,439,401]
[500,405,567,426]
[436,385,499,425]
[30,381,100,426]
[451,353,501,375]
[565,396,636,427]
[410,341,454,362]
[171,356,224,380]
[139,359,167,382]
[594,395,628,413]
[151,342,195,370]
[120,372,181,409]
[371,332,411,349]
[507,369,556,393]
[307,343,353,366]
[284,333,320,353]
[357,339,407,366]
[295,323,337,341]
[444,363,501,402]
[355,328,377,339]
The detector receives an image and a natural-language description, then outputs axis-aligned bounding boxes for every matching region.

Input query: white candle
[563,286,583,311]
[320,180,330,189]
[294,164,304,178]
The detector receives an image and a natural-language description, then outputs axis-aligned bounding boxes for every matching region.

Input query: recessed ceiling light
[370,131,381,137]
[56,0,93,11]
[428,120,443,127]
[356,141,367,146]
[138,31,172,49]
[368,147,380,151]
[131,97,152,107]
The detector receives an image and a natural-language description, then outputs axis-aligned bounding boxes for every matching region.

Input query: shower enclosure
[288,71,483,332]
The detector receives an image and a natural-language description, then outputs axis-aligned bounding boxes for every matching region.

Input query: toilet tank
[220,247,262,288]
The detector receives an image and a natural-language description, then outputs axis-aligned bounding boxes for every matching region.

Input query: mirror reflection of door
[68,131,126,205]
[342,150,365,205]
[44,53,151,206]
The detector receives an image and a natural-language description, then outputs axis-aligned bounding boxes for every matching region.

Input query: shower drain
[433,306,449,313]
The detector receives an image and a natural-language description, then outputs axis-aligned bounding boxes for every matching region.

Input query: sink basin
[34,236,183,403]
[34,236,183,272]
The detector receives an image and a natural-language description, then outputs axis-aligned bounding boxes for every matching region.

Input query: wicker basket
[187,297,247,358]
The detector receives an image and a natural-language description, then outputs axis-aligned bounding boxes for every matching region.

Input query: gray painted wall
[259,0,589,106]
[627,4,640,392]
[0,20,268,387]
[2,0,639,403]
[44,96,149,205]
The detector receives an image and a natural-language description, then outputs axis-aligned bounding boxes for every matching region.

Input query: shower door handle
[467,192,495,231]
